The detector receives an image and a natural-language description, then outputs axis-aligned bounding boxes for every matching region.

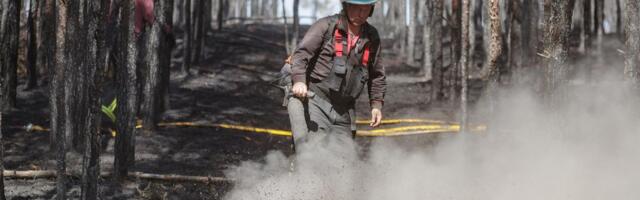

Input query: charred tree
[54,0,69,197]
[421,0,431,80]
[194,0,207,64]
[80,0,108,198]
[142,0,168,131]
[594,0,604,53]
[480,0,502,82]
[406,0,418,65]
[26,0,39,90]
[460,0,470,132]
[291,0,300,52]
[507,0,522,80]
[0,0,19,112]
[450,0,462,102]
[39,0,56,88]
[183,0,192,75]
[0,112,3,200]
[160,0,175,112]
[218,0,225,29]
[282,0,290,54]
[114,0,139,182]
[617,0,622,34]
[543,0,576,96]
[625,0,640,82]
[583,0,592,53]
[428,0,444,100]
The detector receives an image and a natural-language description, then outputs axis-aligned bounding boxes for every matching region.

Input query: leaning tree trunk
[428,0,444,101]
[114,0,139,182]
[80,0,108,198]
[0,0,19,112]
[54,1,69,198]
[460,0,470,133]
[26,0,39,90]
[625,0,640,83]
[183,0,192,75]
[543,0,575,97]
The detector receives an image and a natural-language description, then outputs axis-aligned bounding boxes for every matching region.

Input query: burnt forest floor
[2,23,625,199]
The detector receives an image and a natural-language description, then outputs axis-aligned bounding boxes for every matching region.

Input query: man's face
[346,4,373,27]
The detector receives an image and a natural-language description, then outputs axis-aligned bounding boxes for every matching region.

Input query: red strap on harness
[334,29,344,57]
[334,29,370,67]
[362,45,370,67]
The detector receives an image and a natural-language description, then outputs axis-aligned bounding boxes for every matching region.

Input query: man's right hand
[292,82,308,98]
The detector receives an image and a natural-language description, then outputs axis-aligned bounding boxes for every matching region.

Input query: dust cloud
[223,72,640,200]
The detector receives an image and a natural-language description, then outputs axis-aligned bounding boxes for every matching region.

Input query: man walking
[289,0,386,146]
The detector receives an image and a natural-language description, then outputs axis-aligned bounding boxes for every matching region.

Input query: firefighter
[289,0,386,146]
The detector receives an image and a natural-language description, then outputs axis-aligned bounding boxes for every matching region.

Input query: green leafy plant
[101,98,117,123]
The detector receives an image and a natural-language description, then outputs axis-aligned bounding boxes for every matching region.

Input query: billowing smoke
[224,73,640,200]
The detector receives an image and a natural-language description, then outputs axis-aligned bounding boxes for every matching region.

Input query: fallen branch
[2,170,232,183]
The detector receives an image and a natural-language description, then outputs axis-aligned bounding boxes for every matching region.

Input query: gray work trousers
[291,95,355,148]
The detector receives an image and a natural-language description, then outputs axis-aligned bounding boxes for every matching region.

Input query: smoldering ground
[223,74,640,200]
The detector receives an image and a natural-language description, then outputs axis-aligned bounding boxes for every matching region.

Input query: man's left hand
[370,108,382,127]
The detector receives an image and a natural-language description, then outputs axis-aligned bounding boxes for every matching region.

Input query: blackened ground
[2,23,624,199]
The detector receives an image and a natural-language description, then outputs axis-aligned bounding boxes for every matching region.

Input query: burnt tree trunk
[142,0,166,131]
[625,0,640,82]
[617,0,622,34]
[0,0,19,112]
[291,0,300,52]
[160,0,175,113]
[54,1,68,198]
[594,0,604,52]
[406,0,418,65]
[183,0,192,75]
[460,0,470,132]
[114,0,138,182]
[543,0,575,96]
[0,111,4,199]
[194,0,207,65]
[0,112,3,200]
[450,0,462,103]
[428,0,444,101]
[26,0,39,90]
[421,1,431,80]
[507,0,522,80]
[218,0,224,29]
[80,0,108,198]
[282,0,290,54]
[480,0,502,81]
[39,0,56,88]
[583,0,592,53]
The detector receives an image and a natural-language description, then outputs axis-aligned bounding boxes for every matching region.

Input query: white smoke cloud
[224,72,640,200]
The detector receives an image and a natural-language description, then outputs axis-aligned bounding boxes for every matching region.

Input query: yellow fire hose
[14,119,486,138]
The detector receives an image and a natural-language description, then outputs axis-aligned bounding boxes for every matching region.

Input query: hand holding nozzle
[292,82,315,98]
